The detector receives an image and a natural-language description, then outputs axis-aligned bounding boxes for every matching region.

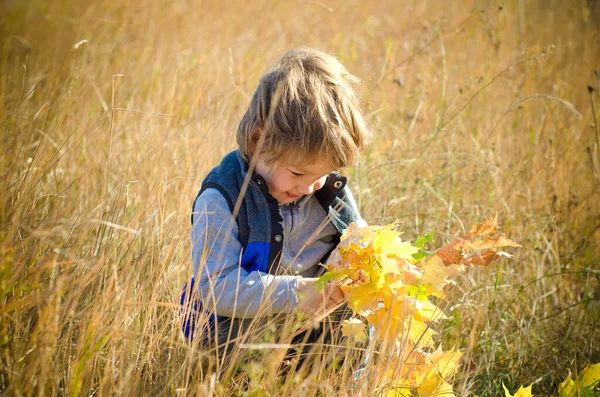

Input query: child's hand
[296,278,345,316]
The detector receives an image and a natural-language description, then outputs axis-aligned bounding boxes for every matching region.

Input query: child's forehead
[276,154,335,173]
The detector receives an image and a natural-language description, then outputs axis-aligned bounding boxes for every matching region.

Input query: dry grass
[1,0,599,395]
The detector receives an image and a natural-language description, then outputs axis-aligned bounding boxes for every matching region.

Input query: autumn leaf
[412,232,435,261]
[460,250,499,267]
[426,347,463,380]
[503,383,533,397]
[372,227,405,253]
[417,376,455,397]
[558,374,576,397]
[462,234,521,251]
[339,243,373,268]
[340,317,368,342]
[389,347,462,397]
[419,255,459,297]
[380,256,404,276]
[577,362,600,390]
[346,283,381,313]
[469,214,499,236]
[435,219,520,267]
[434,239,464,267]
[404,316,436,348]
[392,241,421,261]
[558,363,600,397]
[415,232,435,248]
[385,385,413,397]
[313,269,344,290]
[339,221,363,244]
[413,300,447,323]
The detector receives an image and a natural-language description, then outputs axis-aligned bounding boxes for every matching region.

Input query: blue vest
[181,150,359,339]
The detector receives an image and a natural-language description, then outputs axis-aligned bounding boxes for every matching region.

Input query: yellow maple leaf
[503,383,533,397]
[380,256,403,275]
[417,376,455,397]
[413,300,447,323]
[340,317,368,342]
[385,385,413,397]
[426,346,463,379]
[385,348,461,396]
[578,362,600,389]
[339,221,363,244]
[405,317,436,348]
[558,363,600,396]
[372,227,403,253]
[558,374,576,397]
[346,283,381,313]
[388,240,420,261]
[419,255,458,297]
[339,242,373,268]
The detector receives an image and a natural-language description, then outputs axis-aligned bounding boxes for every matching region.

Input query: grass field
[1,0,599,395]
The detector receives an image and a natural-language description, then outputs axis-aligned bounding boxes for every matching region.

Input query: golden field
[1,0,599,395]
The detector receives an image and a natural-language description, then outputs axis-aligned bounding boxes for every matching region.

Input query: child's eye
[291,171,304,177]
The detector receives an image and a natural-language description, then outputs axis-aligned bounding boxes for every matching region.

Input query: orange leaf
[435,240,464,266]
[467,234,521,251]
[461,250,499,267]
[469,214,499,236]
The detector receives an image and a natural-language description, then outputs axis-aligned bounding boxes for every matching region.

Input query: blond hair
[237,47,369,169]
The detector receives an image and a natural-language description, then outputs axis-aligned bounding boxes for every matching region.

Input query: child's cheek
[315,176,327,190]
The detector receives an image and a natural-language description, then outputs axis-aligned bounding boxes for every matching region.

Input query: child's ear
[248,128,263,155]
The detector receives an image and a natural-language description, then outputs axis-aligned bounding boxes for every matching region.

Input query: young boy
[181,47,369,353]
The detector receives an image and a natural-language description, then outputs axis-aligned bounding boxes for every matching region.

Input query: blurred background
[1,0,599,395]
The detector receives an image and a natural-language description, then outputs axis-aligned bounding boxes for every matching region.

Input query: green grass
[1,0,599,395]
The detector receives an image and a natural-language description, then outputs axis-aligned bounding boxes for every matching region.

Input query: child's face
[255,154,333,204]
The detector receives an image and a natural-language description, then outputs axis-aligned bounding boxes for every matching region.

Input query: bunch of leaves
[503,362,600,397]
[319,216,520,396]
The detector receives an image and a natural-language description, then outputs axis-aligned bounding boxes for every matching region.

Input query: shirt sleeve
[192,188,301,318]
